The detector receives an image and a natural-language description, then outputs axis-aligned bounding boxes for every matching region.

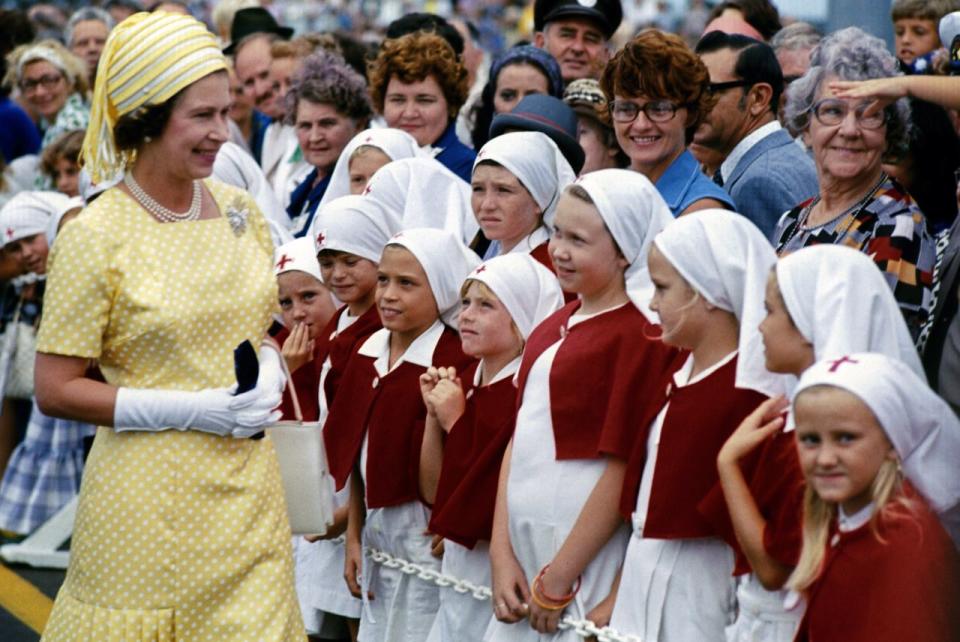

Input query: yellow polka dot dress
[37,181,306,642]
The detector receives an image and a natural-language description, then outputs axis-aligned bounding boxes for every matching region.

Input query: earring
[144,135,152,143]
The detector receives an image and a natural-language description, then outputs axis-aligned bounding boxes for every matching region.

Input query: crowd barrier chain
[365,545,643,642]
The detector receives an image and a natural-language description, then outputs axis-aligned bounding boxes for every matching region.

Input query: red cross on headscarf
[827,356,859,372]
[474,265,487,274]
[275,254,294,270]
[316,232,326,246]
[5,228,13,239]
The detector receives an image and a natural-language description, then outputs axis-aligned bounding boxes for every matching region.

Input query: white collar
[673,350,738,387]
[473,355,523,387]
[505,226,551,255]
[720,120,782,184]
[357,319,446,376]
[838,502,875,533]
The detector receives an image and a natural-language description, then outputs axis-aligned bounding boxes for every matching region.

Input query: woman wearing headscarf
[470,45,564,152]
[7,40,89,148]
[34,12,303,641]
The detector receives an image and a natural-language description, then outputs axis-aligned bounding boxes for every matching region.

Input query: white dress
[357,322,446,642]
[427,359,521,642]
[293,311,363,635]
[483,313,630,642]
[609,355,737,642]
[724,575,802,642]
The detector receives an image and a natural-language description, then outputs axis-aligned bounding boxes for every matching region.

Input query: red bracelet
[534,564,582,605]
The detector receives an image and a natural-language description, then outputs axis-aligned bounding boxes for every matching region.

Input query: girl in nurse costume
[715,243,930,641]
[323,228,479,642]
[420,253,565,642]
[294,196,398,641]
[364,158,479,245]
[470,131,576,268]
[272,237,336,423]
[318,128,425,205]
[789,353,960,641]
[484,169,682,641]
[609,211,787,642]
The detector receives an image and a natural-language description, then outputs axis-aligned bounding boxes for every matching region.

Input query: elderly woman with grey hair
[283,49,373,238]
[774,26,936,342]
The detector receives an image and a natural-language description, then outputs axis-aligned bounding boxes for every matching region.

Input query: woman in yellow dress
[34,12,305,641]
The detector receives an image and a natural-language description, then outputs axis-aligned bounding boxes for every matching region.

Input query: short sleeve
[37,217,112,358]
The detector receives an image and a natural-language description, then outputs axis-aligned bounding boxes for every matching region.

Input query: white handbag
[268,356,336,536]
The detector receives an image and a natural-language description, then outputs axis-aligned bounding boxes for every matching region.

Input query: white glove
[256,342,287,397]
[114,385,283,438]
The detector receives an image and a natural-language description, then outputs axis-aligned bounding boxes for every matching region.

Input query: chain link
[364,546,642,642]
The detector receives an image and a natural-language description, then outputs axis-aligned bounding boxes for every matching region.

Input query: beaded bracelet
[530,564,582,610]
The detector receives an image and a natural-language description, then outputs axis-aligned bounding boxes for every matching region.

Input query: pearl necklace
[124,172,201,223]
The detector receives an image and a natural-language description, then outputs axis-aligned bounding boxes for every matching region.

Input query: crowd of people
[0,0,960,641]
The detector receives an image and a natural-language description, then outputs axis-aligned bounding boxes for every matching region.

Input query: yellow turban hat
[81,12,227,182]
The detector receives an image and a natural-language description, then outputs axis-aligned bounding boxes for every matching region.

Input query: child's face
[318,251,379,309]
[647,245,707,349]
[894,18,940,65]
[6,233,50,275]
[376,246,439,337]
[548,193,628,300]
[794,386,896,515]
[52,157,80,197]
[277,270,334,340]
[458,281,522,360]
[471,163,542,248]
[759,271,815,375]
[348,148,391,195]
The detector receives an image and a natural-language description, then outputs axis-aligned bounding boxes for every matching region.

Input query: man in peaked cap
[533,0,623,83]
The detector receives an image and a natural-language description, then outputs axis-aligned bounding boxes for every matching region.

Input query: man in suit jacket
[923,198,960,416]
[692,31,818,239]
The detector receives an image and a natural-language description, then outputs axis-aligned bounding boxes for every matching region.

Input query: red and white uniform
[795,489,960,642]
[611,353,767,642]
[427,358,520,642]
[483,302,681,642]
[325,320,475,642]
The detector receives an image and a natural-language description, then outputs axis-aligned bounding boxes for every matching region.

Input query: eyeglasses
[707,79,754,94]
[609,99,688,124]
[809,98,886,130]
[19,73,64,93]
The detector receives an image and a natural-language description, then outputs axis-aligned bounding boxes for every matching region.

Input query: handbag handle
[263,338,304,423]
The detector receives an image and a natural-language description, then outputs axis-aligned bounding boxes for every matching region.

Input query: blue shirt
[286,169,332,238]
[433,121,476,183]
[0,97,40,164]
[655,149,734,217]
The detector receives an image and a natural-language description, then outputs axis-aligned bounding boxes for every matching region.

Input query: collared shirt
[432,121,477,183]
[654,149,734,217]
[719,120,782,185]
[285,168,331,238]
[358,319,446,376]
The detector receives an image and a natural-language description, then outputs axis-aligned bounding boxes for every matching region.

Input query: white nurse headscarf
[654,210,786,397]
[463,253,565,339]
[0,191,70,247]
[386,228,481,328]
[311,195,400,264]
[573,169,674,322]
[795,352,960,548]
[473,131,577,230]
[364,158,479,245]
[319,128,426,207]
[274,237,323,282]
[775,244,924,379]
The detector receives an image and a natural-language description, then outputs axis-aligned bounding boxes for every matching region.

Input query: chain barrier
[364,546,642,642]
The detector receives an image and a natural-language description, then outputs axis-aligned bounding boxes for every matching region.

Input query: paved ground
[0,560,62,641]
